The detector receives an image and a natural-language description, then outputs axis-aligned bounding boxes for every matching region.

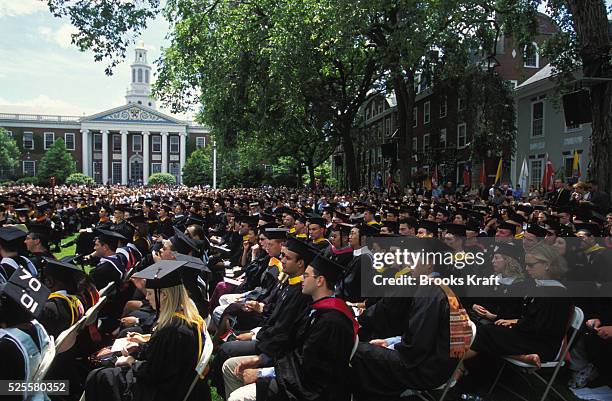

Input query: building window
[64,133,75,150]
[132,69,136,83]
[132,135,142,152]
[458,95,465,112]
[151,163,162,174]
[412,136,418,153]
[524,42,539,68]
[112,134,122,152]
[152,135,162,152]
[94,134,103,151]
[385,117,391,136]
[439,128,447,148]
[423,133,430,152]
[23,161,35,176]
[506,80,518,90]
[93,162,102,184]
[138,68,143,83]
[413,107,418,128]
[44,132,55,150]
[530,159,543,188]
[5,130,12,137]
[145,69,149,84]
[457,123,467,148]
[23,132,34,150]
[170,136,180,153]
[169,162,181,181]
[439,97,447,118]
[565,122,582,132]
[196,137,206,149]
[531,101,544,137]
[112,162,122,184]
[424,101,430,124]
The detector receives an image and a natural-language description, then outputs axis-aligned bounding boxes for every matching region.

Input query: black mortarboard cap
[357,222,380,237]
[443,223,467,236]
[95,228,127,248]
[174,253,210,274]
[264,228,288,240]
[285,237,317,266]
[133,260,187,289]
[526,224,548,238]
[309,255,344,284]
[492,242,523,263]
[0,226,27,246]
[307,215,327,228]
[170,227,200,254]
[575,222,601,237]
[1,268,50,318]
[417,220,438,235]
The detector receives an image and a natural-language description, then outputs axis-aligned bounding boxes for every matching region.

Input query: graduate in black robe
[228,255,357,401]
[85,260,211,401]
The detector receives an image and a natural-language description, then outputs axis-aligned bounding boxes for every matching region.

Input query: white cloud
[0,95,95,116]
[0,0,47,18]
[38,23,78,48]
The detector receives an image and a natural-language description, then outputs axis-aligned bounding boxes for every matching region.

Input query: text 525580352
[0,380,69,395]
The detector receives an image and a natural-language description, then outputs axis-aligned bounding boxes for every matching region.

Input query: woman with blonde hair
[465,243,572,367]
[471,242,528,323]
[85,260,211,401]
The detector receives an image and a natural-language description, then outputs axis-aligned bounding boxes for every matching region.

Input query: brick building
[333,13,557,189]
[0,41,209,185]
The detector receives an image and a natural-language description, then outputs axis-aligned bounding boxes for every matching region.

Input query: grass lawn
[53,233,78,260]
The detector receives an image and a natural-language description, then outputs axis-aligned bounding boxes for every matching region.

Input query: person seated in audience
[351,239,472,401]
[0,267,51,401]
[85,260,211,401]
[465,243,573,368]
[222,255,357,401]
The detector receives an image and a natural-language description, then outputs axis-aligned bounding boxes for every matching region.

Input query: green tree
[148,172,176,185]
[66,172,95,185]
[37,138,76,184]
[0,128,21,179]
[182,147,213,186]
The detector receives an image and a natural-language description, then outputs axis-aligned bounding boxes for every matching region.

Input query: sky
[0,0,610,119]
[0,0,193,119]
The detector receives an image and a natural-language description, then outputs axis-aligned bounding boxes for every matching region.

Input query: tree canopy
[37,138,77,184]
[0,128,21,180]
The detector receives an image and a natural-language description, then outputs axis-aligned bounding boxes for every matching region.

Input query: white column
[161,132,169,173]
[142,131,150,184]
[80,129,90,176]
[121,130,129,185]
[179,132,187,184]
[101,130,109,184]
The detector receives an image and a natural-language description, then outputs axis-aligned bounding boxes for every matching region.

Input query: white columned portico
[80,129,90,176]
[161,132,169,173]
[179,132,187,184]
[121,130,129,185]
[101,130,109,184]
[142,131,150,184]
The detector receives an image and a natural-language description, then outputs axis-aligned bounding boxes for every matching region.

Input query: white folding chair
[83,296,107,327]
[98,281,115,297]
[31,335,56,382]
[487,306,584,401]
[401,320,477,401]
[182,324,214,401]
[54,314,87,354]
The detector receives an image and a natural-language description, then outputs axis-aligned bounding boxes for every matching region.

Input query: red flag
[432,165,438,188]
[541,154,555,192]
[463,162,472,187]
[479,160,486,185]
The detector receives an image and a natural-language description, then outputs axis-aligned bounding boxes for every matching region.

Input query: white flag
[518,157,529,190]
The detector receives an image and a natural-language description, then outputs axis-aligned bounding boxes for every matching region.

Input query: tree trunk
[340,126,359,191]
[566,0,612,194]
[306,159,316,190]
[392,71,415,190]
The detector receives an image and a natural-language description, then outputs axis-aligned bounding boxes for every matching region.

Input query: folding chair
[55,314,87,354]
[83,296,107,327]
[31,335,56,382]
[350,334,360,361]
[487,306,584,401]
[401,320,477,401]
[98,281,115,297]
[182,323,214,401]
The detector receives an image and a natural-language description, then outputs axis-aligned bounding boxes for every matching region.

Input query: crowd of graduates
[0,179,611,401]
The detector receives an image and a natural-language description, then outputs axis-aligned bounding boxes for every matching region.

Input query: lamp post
[212,140,217,189]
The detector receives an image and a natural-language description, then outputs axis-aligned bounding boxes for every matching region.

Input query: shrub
[148,172,176,185]
[66,173,95,186]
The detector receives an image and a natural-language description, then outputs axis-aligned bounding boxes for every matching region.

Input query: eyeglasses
[301,273,320,279]
[525,260,546,269]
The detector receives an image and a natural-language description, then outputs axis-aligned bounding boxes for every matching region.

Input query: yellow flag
[572,150,581,178]
[494,158,503,184]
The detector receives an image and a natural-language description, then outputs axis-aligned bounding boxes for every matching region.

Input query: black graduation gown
[351,284,458,400]
[470,277,532,323]
[0,324,42,401]
[29,250,55,273]
[256,282,311,357]
[256,303,355,401]
[357,294,413,341]
[471,284,572,362]
[336,250,374,303]
[89,257,124,290]
[85,317,211,401]
[39,296,74,338]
